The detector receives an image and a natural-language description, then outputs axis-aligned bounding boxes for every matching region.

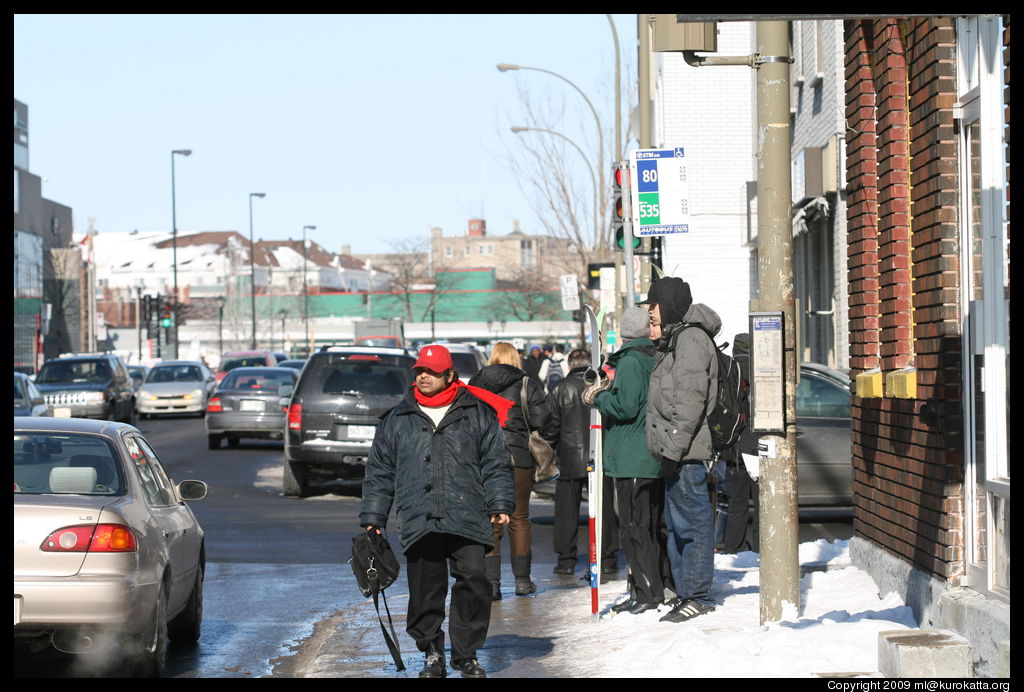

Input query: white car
[136,361,217,418]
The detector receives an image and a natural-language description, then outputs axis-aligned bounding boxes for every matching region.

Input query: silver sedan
[14,416,208,677]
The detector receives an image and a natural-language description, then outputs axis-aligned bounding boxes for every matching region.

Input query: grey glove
[581,376,612,406]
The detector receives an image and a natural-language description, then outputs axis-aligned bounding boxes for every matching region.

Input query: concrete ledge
[851,536,1011,678]
[878,629,972,678]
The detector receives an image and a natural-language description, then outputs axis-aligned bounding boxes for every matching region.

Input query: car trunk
[299,392,399,442]
[14,495,117,577]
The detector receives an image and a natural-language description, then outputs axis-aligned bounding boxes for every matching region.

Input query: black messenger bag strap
[372,586,405,671]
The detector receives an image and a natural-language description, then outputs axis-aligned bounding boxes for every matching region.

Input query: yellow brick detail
[856,370,884,398]
[885,369,918,399]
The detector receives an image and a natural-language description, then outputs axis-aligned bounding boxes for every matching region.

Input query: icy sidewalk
[539,539,920,678]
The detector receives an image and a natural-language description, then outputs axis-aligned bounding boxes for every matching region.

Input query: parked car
[136,361,217,419]
[205,366,298,449]
[127,365,149,392]
[795,362,853,506]
[13,416,208,676]
[282,346,415,496]
[214,350,278,383]
[438,343,486,383]
[277,359,307,371]
[34,353,137,424]
[14,372,50,417]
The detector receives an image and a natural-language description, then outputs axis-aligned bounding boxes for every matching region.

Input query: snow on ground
[541,540,918,678]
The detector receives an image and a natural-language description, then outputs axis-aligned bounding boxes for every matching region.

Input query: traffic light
[161,298,172,328]
[612,163,640,251]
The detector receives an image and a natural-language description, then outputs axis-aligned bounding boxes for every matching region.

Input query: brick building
[844,16,1009,676]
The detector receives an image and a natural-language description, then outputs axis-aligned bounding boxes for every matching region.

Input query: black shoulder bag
[350,530,405,671]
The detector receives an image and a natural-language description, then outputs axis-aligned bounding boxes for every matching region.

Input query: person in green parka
[581,306,667,615]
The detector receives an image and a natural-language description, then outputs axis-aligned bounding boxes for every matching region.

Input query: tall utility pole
[302,225,316,356]
[248,192,266,349]
[170,148,192,359]
[753,20,799,625]
[637,14,654,298]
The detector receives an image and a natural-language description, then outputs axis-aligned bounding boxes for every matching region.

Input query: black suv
[34,353,137,424]
[282,346,415,496]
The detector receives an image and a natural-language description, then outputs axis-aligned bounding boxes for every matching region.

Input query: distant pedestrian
[544,348,618,577]
[643,276,722,623]
[359,344,515,678]
[584,307,665,614]
[538,343,569,392]
[469,342,552,598]
[719,333,760,554]
[522,344,547,383]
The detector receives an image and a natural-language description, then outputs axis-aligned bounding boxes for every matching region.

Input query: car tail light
[41,524,138,553]
[207,397,223,412]
[288,402,302,430]
[347,355,382,361]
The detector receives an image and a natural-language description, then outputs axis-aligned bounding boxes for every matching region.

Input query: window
[796,374,850,419]
[126,435,175,506]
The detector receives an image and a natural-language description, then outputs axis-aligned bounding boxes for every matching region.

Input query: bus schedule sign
[628,148,691,236]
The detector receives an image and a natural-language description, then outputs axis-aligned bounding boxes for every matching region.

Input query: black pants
[405,533,491,661]
[721,461,759,553]
[614,477,666,604]
[553,475,618,569]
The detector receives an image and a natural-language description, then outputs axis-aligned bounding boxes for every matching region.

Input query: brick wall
[844,17,965,581]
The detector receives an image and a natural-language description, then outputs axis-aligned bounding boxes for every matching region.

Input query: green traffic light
[615,228,641,250]
[161,318,172,328]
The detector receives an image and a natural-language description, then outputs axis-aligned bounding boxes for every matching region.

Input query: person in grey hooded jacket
[643,276,721,623]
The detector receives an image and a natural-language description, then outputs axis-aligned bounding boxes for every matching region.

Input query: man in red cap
[360,344,515,678]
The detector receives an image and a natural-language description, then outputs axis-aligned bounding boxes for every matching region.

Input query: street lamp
[216,295,226,355]
[510,126,599,251]
[278,308,289,354]
[302,225,316,355]
[170,148,192,359]
[248,192,266,349]
[497,63,605,248]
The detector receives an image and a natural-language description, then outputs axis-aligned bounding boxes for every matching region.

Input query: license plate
[240,400,265,412]
[54,407,71,418]
[347,425,376,439]
[14,596,22,625]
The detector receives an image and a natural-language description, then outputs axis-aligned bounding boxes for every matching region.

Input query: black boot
[484,554,502,601]
[511,554,536,596]
[451,657,487,678]
[419,637,446,678]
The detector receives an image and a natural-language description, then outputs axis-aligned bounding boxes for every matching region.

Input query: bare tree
[43,246,83,358]
[487,265,563,322]
[384,237,431,321]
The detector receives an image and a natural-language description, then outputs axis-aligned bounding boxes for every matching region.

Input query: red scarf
[413,380,514,428]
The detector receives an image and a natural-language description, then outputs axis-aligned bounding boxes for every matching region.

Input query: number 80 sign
[628,148,691,236]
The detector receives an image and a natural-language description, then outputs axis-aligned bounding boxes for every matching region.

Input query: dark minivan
[282,346,415,496]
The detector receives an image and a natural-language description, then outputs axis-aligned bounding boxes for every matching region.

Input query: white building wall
[653,21,756,349]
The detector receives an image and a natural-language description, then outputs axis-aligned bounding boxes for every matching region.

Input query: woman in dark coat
[468,341,551,598]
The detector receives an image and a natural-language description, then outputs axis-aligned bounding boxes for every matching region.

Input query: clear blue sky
[14,13,637,255]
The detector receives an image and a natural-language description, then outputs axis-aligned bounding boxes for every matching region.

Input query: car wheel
[207,434,222,450]
[169,564,203,645]
[129,581,167,677]
[282,461,308,497]
[227,437,240,449]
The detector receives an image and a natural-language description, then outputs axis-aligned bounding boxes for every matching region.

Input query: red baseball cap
[412,344,453,372]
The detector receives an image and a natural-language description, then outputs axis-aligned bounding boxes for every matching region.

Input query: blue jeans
[664,462,714,604]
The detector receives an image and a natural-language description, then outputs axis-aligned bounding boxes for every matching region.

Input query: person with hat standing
[581,307,666,613]
[642,276,723,623]
[360,344,516,678]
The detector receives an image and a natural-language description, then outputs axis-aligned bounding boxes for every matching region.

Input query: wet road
[14,415,851,677]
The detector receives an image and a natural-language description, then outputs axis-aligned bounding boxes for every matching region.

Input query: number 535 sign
[628,148,691,236]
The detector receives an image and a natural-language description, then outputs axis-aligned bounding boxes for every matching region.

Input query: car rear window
[221,370,297,390]
[298,354,414,397]
[451,352,481,378]
[13,433,124,495]
[221,357,268,372]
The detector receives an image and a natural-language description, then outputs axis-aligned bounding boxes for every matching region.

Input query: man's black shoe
[451,657,487,678]
[659,598,716,623]
[627,601,661,615]
[611,598,639,614]
[419,652,447,678]
[514,578,537,596]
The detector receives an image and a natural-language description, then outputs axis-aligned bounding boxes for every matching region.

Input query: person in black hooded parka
[468,341,551,598]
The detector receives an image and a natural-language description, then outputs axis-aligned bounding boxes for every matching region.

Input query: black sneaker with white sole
[658,598,716,623]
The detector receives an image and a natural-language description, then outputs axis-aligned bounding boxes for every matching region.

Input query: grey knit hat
[620,307,651,339]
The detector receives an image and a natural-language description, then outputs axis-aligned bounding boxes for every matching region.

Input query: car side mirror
[177,480,208,502]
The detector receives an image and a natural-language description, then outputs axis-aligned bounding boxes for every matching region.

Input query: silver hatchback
[205,367,297,449]
[13,416,208,676]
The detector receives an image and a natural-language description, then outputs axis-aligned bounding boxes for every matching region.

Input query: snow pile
[542,541,917,678]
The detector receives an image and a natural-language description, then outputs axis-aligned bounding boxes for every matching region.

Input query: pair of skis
[583,305,604,622]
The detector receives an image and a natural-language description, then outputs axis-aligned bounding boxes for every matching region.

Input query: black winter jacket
[541,366,590,480]
[359,388,515,553]
[468,364,551,469]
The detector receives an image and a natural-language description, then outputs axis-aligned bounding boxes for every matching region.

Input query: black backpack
[680,324,749,453]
